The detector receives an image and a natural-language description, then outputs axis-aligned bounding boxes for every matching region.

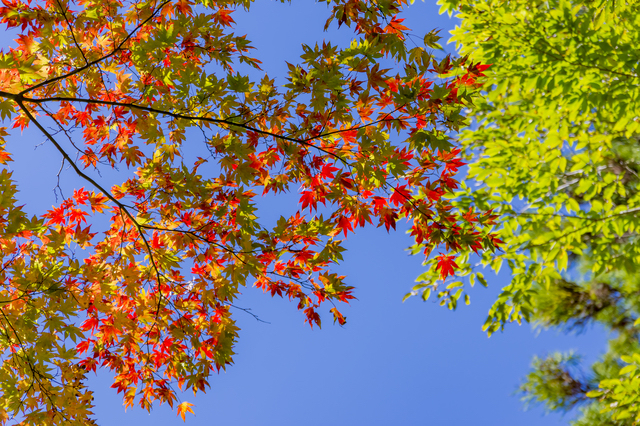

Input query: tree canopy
[409,0,640,424]
[0,0,500,423]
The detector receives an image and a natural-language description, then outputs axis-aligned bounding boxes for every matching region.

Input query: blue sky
[2,0,608,425]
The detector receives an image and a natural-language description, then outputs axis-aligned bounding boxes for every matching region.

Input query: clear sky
[2,0,608,425]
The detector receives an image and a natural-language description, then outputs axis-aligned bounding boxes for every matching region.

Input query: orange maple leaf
[177,402,195,422]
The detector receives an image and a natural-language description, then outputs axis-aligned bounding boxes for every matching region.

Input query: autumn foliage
[0,0,499,423]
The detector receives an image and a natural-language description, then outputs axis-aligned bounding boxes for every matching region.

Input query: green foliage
[404,0,640,423]
[519,353,592,412]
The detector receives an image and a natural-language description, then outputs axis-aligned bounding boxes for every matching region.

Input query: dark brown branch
[12,94,349,164]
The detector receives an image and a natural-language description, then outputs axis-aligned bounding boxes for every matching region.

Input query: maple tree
[0,0,500,423]
[408,0,640,424]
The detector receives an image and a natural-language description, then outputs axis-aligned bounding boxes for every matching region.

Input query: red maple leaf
[69,208,89,225]
[381,210,398,232]
[215,9,234,27]
[45,206,66,225]
[462,207,478,223]
[336,215,354,237]
[73,188,89,205]
[320,163,340,179]
[299,191,317,211]
[435,254,458,280]
[389,185,411,207]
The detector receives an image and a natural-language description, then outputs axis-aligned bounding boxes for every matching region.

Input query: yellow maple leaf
[177,402,195,422]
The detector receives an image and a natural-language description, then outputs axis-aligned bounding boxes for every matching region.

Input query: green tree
[407,0,640,423]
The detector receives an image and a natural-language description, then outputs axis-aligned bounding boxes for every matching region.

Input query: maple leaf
[299,191,317,211]
[44,206,66,225]
[177,402,195,421]
[435,254,458,280]
[381,209,398,232]
[336,215,354,238]
[384,16,410,36]
[215,9,234,27]
[0,149,11,164]
[462,207,477,223]
[389,185,412,207]
[321,163,340,179]
[330,307,347,325]
[68,208,89,225]
[12,115,29,131]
